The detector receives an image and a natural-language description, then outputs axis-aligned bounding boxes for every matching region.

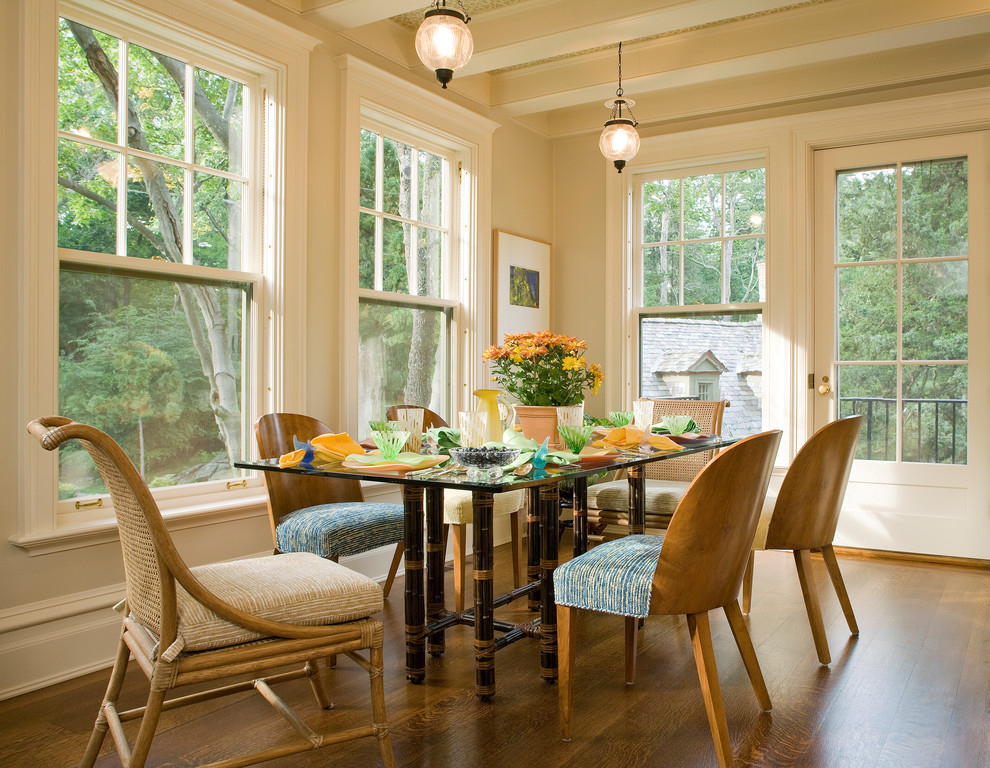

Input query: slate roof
[640,317,763,437]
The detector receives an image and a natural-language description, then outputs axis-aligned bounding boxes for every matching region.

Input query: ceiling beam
[301,0,425,31]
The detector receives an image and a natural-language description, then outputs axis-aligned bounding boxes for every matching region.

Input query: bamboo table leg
[627,465,646,535]
[539,483,560,682]
[472,490,496,700]
[403,485,426,682]
[571,476,588,556]
[425,487,446,657]
[527,487,541,612]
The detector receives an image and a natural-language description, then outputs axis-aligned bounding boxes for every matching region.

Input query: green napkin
[345,452,436,467]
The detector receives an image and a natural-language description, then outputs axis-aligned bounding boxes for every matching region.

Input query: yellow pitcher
[473,388,503,444]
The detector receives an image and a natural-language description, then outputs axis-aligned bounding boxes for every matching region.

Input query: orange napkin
[592,426,683,452]
[278,432,366,468]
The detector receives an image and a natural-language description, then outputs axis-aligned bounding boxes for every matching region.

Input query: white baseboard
[0,520,519,701]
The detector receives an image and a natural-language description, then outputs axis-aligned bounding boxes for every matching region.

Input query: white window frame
[15,0,315,554]
[338,56,498,437]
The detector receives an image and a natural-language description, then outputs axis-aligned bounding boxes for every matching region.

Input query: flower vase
[514,405,562,448]
[473,388,503,444]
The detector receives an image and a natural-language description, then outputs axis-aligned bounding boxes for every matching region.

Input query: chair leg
[742,550,755,614]
[369,644,397,768]
[723,600,771,710]
[624,616,639,684]
[304,659,334,710]
[794,548,831,665]
[128,689,166,767]
[452,523,467,613]
[382,541,405,599]
[80,629,131,768]
[687,612,733,768]
[558,605,575,741]
[820,543,859,635]
[510,510,523,589]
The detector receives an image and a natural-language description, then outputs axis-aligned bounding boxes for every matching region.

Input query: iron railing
[839,396,967,464]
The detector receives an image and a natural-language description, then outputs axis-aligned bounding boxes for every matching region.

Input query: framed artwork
[492,230,552,346]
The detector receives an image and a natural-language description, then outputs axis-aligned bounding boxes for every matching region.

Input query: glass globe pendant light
[415,1,473,89]
[599,42,640,173]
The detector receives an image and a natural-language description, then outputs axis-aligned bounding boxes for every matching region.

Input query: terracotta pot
[514,405,561,448]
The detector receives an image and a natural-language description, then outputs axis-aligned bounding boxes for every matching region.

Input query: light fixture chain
[616,41,623,98]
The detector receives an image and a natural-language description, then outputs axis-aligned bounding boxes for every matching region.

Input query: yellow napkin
[592,426,683,452]
[278,432,366,468]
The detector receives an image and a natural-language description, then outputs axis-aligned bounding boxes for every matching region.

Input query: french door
[813,133,989,558]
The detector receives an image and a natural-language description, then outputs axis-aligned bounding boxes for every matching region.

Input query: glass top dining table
[235,436,736,700]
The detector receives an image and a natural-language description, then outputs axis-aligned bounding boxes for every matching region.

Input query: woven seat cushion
[442,489,525,525]
[173,553,384,654]
[554,534,665,618]
[587,478,690,518]
[275,502,404,559]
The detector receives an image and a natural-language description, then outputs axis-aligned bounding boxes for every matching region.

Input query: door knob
[817,375,831,396]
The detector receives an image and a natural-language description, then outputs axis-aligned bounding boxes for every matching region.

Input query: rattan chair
[256,413,405,598]
[555,429,781,768]
[28,416,395,768]
[386,404,524,612]
[586,398,729,540]
[742,414,863,665]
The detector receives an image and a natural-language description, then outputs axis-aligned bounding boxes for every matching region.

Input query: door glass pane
[901,364,967,464]
[836,166,897,263]
[902,158,967,259]
[643,245,679,306]
[837,264,897,361]
[643,178,680,243]
[683,242,721,305]
[58,270,247,498]
[837,364,897,461]
[639,312,762,438]
[358,301,449,431]
[902,261,967,361]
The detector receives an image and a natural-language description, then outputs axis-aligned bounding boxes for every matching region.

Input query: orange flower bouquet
[482,331,603,407]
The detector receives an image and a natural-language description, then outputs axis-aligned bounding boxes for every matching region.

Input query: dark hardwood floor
[2,539,988,768]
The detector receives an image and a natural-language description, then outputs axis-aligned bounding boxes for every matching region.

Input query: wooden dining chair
[255,413,405,598]
[742,414,863,665]
[29,417,396,768]
[586,398,729,540]
[386,404,524,612]
[555,429,781,768]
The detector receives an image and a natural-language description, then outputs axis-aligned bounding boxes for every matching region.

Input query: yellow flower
[561,355,581,371]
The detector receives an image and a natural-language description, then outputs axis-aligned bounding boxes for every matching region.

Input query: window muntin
[635,162,766,438]
[56,16,258,504]
[357,127,456,430]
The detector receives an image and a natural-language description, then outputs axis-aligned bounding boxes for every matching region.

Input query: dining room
[3,1,990,766]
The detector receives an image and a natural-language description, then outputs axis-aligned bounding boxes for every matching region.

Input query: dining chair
[386,404,524,612]
[586,398,729,540]
[28,416,396,768]
[255,413,405,598]
[742,414,863,665]
[554,429,781,768]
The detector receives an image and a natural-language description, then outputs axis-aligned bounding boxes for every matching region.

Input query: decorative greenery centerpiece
[483,331,604,406]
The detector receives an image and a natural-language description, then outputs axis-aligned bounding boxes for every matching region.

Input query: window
[357,127,456,429]
[634,162,766,437]
[54,12,263,511]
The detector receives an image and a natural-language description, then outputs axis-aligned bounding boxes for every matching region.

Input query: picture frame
[492,230,552,346]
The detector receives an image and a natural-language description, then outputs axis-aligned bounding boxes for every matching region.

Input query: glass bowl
[448,447,521,480]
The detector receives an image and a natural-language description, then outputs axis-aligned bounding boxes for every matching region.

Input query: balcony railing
[839,397,968,464]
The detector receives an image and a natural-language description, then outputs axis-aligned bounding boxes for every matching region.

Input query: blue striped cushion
[553,534,665,618]
[275,502,404,559]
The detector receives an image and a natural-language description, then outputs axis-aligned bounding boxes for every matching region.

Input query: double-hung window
[633,161,767,437]
[52,9,267,521]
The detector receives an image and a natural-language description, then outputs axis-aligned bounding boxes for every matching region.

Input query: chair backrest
[764,414,863,551]
[384,404,448,430]
[255,413,364,544]
[27,417,181,647]
[641,399,728,482]
[650,429,781,616]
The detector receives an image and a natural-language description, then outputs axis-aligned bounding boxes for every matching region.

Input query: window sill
[10,492,270,556]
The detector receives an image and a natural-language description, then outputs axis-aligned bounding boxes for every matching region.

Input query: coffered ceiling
[288,0,990,137]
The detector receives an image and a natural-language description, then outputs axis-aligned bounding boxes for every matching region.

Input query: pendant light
[415,1,473,89]
[599,42,640,173]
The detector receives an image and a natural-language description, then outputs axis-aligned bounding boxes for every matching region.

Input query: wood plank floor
[2,539,989,768]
